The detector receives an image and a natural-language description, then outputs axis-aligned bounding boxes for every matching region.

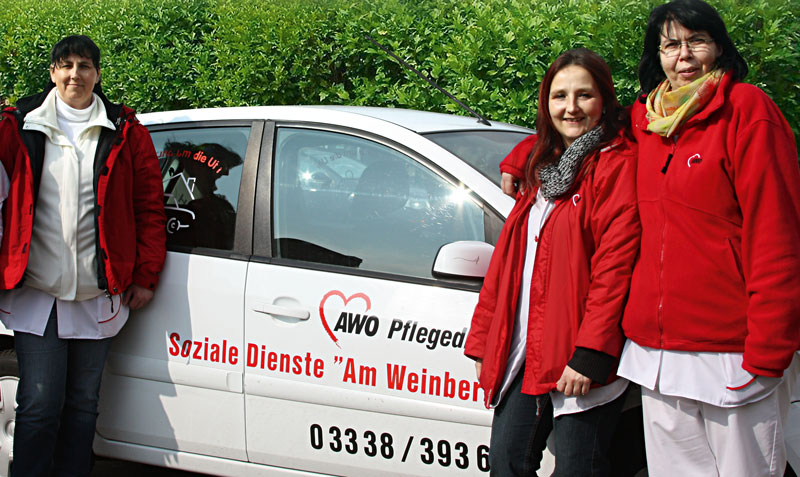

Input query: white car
[0,106,792,476]
[0,105,527,476]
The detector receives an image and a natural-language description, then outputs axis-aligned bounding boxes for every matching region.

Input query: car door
[95,121,262,461]
[243,123,500,475]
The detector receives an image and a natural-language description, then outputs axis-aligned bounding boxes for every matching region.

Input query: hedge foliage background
[0,0,798,140]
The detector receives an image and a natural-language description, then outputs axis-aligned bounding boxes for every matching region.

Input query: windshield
[423,130,533,187]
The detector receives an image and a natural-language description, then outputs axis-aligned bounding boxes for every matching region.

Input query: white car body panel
[243,264,489,475]
[96,253,248,460]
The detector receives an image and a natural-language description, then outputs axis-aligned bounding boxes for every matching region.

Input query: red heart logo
[319,291,372,348]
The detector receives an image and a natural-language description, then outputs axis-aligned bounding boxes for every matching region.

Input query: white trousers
[641,379,793,477]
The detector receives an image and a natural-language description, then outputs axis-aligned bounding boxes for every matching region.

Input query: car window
[272,128,485,279]
[150,126,250,251]
[423,130,531,187]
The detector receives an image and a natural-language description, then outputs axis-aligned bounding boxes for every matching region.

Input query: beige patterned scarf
[646,69,723,137]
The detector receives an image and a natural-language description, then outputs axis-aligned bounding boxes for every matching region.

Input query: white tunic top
[493,191,628,416]
[0,286,128,339]
[617,339,793,407]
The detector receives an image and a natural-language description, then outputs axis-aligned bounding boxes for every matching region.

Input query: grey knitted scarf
[538,125,604,200]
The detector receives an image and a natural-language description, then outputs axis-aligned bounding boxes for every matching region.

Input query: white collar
[23,89,115,142]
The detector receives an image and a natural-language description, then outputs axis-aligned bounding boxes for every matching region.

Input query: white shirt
[0,286,128,339]
[551,371,628,417]
[617,339,787,407]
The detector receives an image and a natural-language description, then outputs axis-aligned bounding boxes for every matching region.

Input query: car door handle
[254,303,310,320]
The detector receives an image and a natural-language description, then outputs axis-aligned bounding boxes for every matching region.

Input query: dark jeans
[490,371,553,476]
[490,370,628,477]
[551,384,628,477]
[12,305,112,477]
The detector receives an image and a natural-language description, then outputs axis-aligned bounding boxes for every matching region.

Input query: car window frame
[252,120,503,291]
[422,128,534,187]
[146,119,264,260]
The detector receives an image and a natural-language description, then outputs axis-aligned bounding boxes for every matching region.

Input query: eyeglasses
[658,37,714,57]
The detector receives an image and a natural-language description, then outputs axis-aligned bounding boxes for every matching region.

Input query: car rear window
[423,130,532,187]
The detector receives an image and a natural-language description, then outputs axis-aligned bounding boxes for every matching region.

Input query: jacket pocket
[719,353,780,406]
[95,293,130,338]
[97,293,122,324]
[725,237,745,282]
[721,355,755,391]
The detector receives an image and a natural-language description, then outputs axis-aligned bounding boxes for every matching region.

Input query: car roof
[314,106,531,133]
[138,105,533,135]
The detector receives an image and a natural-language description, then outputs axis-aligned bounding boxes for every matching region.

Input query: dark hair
[638,0,748,93]
[50,35,100,71]
[524,48,628,190]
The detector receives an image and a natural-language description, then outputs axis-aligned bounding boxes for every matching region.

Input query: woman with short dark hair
[618,1,800,475]
[465,48,640,476]
[0,35,166,476]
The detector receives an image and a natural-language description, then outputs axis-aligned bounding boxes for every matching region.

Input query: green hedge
[1,0,798,141]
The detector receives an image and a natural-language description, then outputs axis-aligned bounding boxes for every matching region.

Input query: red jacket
[465,132,640,405]
[0,87,166,295]
[623,72,800,377]
[498,134,536,182]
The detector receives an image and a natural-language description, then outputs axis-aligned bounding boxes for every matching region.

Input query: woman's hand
[123,284,155,310]
[501,172,518,197]
[556,365,592,397]
[475,360,482,380]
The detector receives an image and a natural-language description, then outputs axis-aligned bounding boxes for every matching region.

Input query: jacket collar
[22,89,115,144]
[14,87,52,118]
[15,83,127,129]
[634,70,735,132]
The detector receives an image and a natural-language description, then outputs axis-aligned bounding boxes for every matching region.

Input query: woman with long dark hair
[465,48,640,476]
[618,1,800,475]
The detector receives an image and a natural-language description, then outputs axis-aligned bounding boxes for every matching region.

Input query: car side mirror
[432,241,494,279]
